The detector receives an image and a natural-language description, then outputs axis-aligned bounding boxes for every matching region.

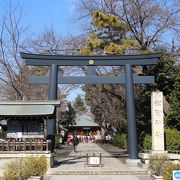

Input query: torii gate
[21,52,162,163]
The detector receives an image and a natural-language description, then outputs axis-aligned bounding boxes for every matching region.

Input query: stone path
[45,143,150,179]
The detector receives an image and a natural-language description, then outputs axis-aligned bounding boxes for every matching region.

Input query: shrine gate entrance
[21,52,162,161]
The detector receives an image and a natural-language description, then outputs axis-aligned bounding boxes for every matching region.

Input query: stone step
[47,170,149,175]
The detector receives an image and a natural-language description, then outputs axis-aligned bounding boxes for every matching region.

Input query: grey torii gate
[21,52,162,160]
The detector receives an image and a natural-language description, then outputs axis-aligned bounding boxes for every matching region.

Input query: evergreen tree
[136,51,180,149]
[151,53,180,130]
[60,102,76,126]
[80,10,137,55]
[148,52,180,130]
[167,84,180,130]
[73,95,87,114]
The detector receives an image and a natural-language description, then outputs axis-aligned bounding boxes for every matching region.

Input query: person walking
[72,135,79,152]
[66,136,71,145]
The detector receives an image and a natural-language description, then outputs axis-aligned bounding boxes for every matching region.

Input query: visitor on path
[72,135,79,152]
[66,136,71,145]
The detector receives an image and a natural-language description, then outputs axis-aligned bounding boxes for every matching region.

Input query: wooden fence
[0,140,50,152]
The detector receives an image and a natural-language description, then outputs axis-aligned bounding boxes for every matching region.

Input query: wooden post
[7,140,9,151]
[24,140,26,151]
[30,140,32,151]
[18,140,21,151]
[86,153,88,165]
[1,141,4,151]
[46,140,48,151]
[100,153,102,165]
[35,140,37,151]
[41,140,43,151]
[13,140,15,151]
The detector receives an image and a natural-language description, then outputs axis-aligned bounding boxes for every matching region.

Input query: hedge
[3,155,47,180]
[113,133,127,149]
[142,128,180,151]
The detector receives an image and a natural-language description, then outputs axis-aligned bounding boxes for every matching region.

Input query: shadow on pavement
[97,143,129,163]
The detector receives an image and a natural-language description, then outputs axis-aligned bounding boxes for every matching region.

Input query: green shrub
[3,158,28,180]
[55,134,61,149]
[3,155,47,180]
[165,128,180,151]
[148,153,169,176]
[25,155,47,176]
[143,134,152,150]
[141,128,180,152]
[162,161,180,180]
[113,133,127,149]
[0,131,6,139]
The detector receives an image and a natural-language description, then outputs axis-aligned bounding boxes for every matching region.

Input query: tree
[0,1,28,100]
[80,10,137,55]
[77,0,180,50]
[73,94,87,114]
[135,51,180,149]
[166,84,180,130]
[147,52,180,130]
[60,102,76,127]
[0,1,49,100]
[83,84,127,131]
[28,27,86,55]
[122,0,180,50]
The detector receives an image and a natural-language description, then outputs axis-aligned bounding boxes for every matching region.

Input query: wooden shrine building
[0,101,60,152]
[68,113,100,137]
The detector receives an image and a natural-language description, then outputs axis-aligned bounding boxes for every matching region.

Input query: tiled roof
[72,113,100,127]
[0,101,60,116]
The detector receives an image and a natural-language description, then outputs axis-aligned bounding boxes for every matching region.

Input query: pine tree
[60,102,76,126]
[80,10,137,55]
[73,95,87,114]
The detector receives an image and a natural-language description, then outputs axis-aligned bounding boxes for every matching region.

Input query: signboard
[173,171,180,180]
[89,157,100,165]
[7,133,44,139]
[22,134,44,139]
[7,132,22,138]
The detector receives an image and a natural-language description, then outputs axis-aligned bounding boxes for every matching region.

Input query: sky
[23,0,81,35]
[0,0,81,35]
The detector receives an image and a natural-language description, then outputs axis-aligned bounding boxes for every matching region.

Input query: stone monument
[151,91,164,153]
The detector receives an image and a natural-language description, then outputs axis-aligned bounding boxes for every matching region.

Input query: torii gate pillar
[125,64,138,159]
[47,64,58,150]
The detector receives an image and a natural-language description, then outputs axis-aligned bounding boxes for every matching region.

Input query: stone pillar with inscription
[151,91,164,153]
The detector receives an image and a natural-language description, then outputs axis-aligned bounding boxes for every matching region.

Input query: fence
[0,140,50,152]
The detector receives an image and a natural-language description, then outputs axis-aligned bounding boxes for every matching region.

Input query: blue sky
[22,0,79,35]
[0,0,81,36]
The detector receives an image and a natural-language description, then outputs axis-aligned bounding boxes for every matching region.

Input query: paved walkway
[45,143,150,180]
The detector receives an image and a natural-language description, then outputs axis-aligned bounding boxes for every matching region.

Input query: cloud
[64,0,79,16]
